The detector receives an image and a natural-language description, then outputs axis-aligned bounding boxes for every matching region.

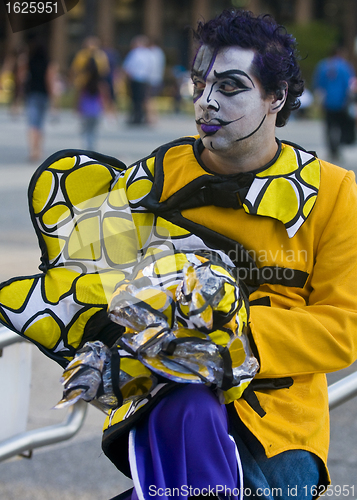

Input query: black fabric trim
[250,296,271,307]
[250,376,294,391]
[81,309,124,349]
[245,323,260,367]
[194,138,282,177]
[241,376,294,418]
[149,211,309,291]
[110,347,123,407]
[217,345,234,391]
[153,211,257,270]
[241,266,309,289]
[281,139,318,158]
[164,336,209,355]
[102,382,180,476]
[241,384,267,417]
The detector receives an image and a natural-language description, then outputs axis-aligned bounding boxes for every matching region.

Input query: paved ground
[0,107,357,499]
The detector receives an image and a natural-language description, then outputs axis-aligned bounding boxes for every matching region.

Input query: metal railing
[1,325,357,462]
[0,327,88,462]
[328,371,357,410]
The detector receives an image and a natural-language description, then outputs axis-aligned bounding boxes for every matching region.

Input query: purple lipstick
[200,123,222,134]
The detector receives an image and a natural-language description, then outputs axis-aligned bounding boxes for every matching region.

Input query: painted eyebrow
[213,69,255,88]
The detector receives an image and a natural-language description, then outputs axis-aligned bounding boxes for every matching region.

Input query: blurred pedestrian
[313,46,355,159]
[123,35,151,125]
[24,34,56,162]
[71,36,110,104]
[71,36,111,150]
[77,55,106,150]
[146,39,166,124]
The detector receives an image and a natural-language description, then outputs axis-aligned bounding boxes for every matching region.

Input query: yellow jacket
[118,136,357,481]
[1,138,357,485]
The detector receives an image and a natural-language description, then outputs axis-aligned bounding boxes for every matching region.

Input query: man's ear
[270,82,288,114]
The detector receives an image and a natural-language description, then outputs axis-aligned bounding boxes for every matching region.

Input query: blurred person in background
[24,34,56,162]
[77,55,105,150]
[313,46,355,159]
[123,35,151,125]
[71,36,111,149]
[146,38,166,124]
[71,36,110,108]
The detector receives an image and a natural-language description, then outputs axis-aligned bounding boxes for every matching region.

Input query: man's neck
[200,137,279,175]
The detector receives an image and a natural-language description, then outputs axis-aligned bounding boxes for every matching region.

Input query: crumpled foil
[56,251,259,410]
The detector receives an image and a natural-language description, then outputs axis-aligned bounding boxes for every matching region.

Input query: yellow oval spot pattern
[66,164,112,209]
[44,268,79,303]
[97,270,126,301]
[153,253,189,276]
[132,212,155,248]
[229,337,246,368]
[300,159,320,189]
[103,216,138,266]
[25,314,61,349]
[67,307,102,348]
[50,156,76,171]
[237,302,248,334]
[121,376,154,400]
[303,195,317,219]
[42,204,71,227]
[121,358,152,378]
[223,380,251,404]
[146,157,155,176]
[108,180,129,209]
[42,233,66,262]
[257,178,299,225]
[256,145,297,178]
[68,216,101,260]
[75,274,107,304]
[105,401,132,428]
[208,329,231,347]
[32,170,54,214]
[135,287,170,311]
[127,178,153,202]
[155,217,190,238]
[0,278,35,311]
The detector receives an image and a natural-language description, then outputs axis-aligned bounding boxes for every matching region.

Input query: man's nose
[200,84,220,111]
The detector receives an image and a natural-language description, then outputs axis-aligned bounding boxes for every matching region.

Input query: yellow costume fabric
[1,137,357,487]
[103,137,357,484]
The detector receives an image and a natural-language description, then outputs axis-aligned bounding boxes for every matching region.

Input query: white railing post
[0,326,87,462]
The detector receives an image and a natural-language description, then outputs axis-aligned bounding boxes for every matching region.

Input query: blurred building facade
[0,0,356,84]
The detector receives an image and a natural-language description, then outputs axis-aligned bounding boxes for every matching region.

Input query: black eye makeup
[218,77,250,96]
[214,69,255,87]
[191,75,206,100]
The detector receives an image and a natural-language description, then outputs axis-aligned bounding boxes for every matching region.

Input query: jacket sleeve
[249,170,357,378]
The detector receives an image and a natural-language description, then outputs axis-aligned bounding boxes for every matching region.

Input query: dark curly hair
[193,10,304,127]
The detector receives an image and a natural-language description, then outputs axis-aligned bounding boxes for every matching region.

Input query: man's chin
[201,135,228,152]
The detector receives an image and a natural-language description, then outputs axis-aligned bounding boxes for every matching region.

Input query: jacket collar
[148,137,320,238]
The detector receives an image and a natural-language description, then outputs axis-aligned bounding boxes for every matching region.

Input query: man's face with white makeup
[192,45,275,156]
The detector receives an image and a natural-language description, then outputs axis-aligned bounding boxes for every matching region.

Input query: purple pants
[129,385,242,500]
